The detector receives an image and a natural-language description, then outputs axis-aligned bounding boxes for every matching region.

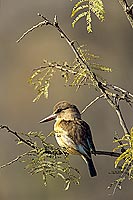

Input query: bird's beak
[40,113,57,123]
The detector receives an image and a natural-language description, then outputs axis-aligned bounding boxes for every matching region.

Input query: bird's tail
[83,156,97,177]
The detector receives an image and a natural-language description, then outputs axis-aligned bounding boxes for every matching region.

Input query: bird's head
[40,101,81,123]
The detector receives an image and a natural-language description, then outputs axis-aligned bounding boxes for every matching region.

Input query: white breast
[55,132,75,149]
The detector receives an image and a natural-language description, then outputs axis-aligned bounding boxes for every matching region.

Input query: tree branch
[0,125,121,158]
[16,20,48,43]
[118,0,133,28]
[81,94,104,114]
[33,62,77,75]
[0,125,36,149]
[0,152,28,169]
[94,150,120,157]
[115,106,129,134]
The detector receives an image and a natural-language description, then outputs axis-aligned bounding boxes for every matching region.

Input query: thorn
[37,13,47,21]
[71,40,75,45]
[60,33,64,38]
[54,15,58,26]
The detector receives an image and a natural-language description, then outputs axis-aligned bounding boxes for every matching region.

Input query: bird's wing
[79,120,96,153]
[59,119,96,156]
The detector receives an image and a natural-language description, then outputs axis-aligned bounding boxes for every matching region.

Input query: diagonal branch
[0,125,36,149]
[81,94,104,114]
[0,152,29,169]
[118,0,133,28]
[16,20,48,43]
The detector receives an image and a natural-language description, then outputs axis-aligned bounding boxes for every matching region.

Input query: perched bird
[40,101,97,177]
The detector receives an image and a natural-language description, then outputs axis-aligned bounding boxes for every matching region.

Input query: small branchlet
[81,94,104,114]
[118,0,133,28]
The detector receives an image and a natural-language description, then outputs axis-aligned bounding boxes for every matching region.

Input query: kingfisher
[40,101,97,177]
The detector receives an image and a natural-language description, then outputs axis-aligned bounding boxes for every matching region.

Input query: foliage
[29,66,55,102]
[108,127,133,193]
[71,0,105,32]
[23,131,81,189]
[29,45,111,102]
[114,127,133,178]
[0,128,80,190]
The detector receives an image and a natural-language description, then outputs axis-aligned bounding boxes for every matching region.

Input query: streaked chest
[54,120,78,154]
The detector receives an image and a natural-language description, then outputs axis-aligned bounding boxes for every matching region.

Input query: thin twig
[114,132,125,153]
[0,125,36,149]
[0,152,28,169]
[111,163,129,195]
[16,20,48,43]
[33,63,77,75]
[81,94,104,114]
[118,0,133,28]
[111,85,133,98]
[115,106,129,134]
[94,150,121,157]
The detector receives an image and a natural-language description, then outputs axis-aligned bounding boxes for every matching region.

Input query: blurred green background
[0,0,133,200]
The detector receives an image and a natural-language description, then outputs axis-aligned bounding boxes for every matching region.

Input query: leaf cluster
[29,66,54,102]
[17,131,81,190]
[29,45,111,102]
[107,128,133,193]
[114,128,133,179]
[71,0,105,32]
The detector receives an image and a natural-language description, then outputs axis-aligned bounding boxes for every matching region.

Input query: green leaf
[71,0,105,33]
[121,158,131,171]
[72,11,88,28]
[115,149,130,168]
[17,141,23,145]
[65,180,71,190]
[113,143,128,152]
[29,67,54,102]
[86,10,92,33]
[71,0,88,10]
[71,4,89,17]
[90,0,105,21]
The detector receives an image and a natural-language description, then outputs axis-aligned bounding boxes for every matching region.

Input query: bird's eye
[56,108,62,113]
